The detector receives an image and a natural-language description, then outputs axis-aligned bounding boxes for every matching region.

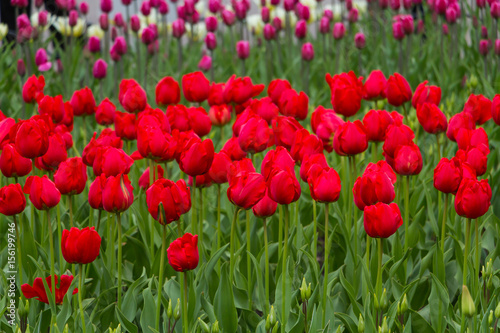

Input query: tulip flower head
[167,233,199,272]
[22,275,78,305]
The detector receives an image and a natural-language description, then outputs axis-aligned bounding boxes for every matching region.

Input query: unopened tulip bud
[88,36,101,53]
[417,19,424,34]
[100,14,109,31]
[489,310,494,325]
[403,0,412,9]
[479,39,490,56]
[206,16,218,32]
[320,17,330,34]
[442,23,449,35]
[400,294,408,314]
[172,19,186,38]
[495,302,500,318]
[355,32,366,49]
[358,314,365,333]
[198,55,212,71]
[205,32,217,50]
[380,288,388,311]
[272,322,279,333]
[300,278,308,302]
[38,11,48,27]
[80,1,89,14]
[333,22,345,39]
[69,10,78,27]
[301,42,314,61]
[167,299,173,319]
[393,21,404,40]
[18,298,29,318]
[62,324,69,333]
[159,1,168,14]
[335,326,342,333]
[492,2,500,19]
[487,276,493,289]
[263,24,276,40]
[174,298,181,320]
[111,26,118,41]
[269,306,277,326]
[481,26,488,38]
[348,8,359,23]
[477,0,485,8]
[198,318,210,333]
[236,40,250,59]
[212,321,219,333]
[93,59,107,79]
[446,7,457,24]
[265,315,271,331]
[374,292,380,311]
[131,15,141,33]
[462,285,475,318]
[35,0,43,7]
[262,7,270,23]
[222,9,236,26]
[284,0,294,11]
[272,17,282,31]
[295,19,307,39]
[380,317,389,333]
[17,59,26,77]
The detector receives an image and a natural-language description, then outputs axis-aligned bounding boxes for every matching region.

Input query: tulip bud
[481,26,488,38]
[167,299,173,319]
[62,324,69,333]
[273,17,282,31]
[18,298,29,318]
[212,321,219,333]
[198,318,210,333]
[236,40,250,59]
[479,39,490,56]
[295,20,307,39]
[380,317,389,333]
[172,19,186,38]
[492,2,500,19]
[462,285,475,318]
[272,322,279,333]
[262,7,270,23]
[198,55,212,72]
[17,59,26,77]
[80,1,89,14]
[320,17,330,34]
[495,302,500,318]
[393,21,404,40]
[131,15,141,33]
[99,14,109,31]
[93,59,108,79]
[205,32,217,50]
[174,298,181,320]
[489,310,494,325]
[354,32,366,49]
[263,24,276,40]
[335,327,342,333]
[374,292,380,311]
[269,306,277,326]
[206,16,218,32]
[333,22,345,39]
[400,294,409,314]
[485,258,493,277]
[265,314,271,331]
[348,8,359,23]
[495,39,500,56]
[38,11,48,27]
[442,23,449,35]
[487,276,493,290]
[301,42,314,61]
[358,314,365,333]
[69,10,78,27]
[380,288,388,311]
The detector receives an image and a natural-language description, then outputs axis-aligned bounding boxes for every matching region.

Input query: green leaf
[214,263,238,333]
[115,305,139,333]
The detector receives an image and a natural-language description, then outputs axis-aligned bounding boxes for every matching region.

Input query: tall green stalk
[47,210,56,307]
[278,205,283,258]
[376,238,383,299]
[229,209,241,285]
[460,218,472,332]
[117,213,123,309]
[404,176,410,253]
[149,160,155,259]
[263,218,270,315]
[246,210,252,309]
[440,193,448,253]
[321,203,330,328]
[313,200,317,264]
[78,264,86,333]
[282,204,290,333]
[182,271,189,333]
[156,224,167,331]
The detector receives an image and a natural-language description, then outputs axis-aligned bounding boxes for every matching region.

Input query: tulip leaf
[140,288,156,332]
[214,263,238,333]
[115,305,139,333]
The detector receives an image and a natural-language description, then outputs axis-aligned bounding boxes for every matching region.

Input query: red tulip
[208,105,232,126]
[491,94,500,125]
[223,75,265,105]
[456,127,489,150]
[15,118,50,159]
[137,121,169,160]
[411,80,441,108]
[362,110,394,142]
[222,136,247,160]
[23,175,61,210]
[138,165,165,190]
[363,70,387,101]
[261,146,295,180]
[307,164,341,203]
[118,79,147,113]
[248,97,279,124]
[167,233,199,272]
[0,144,32,178]
[102,173,134,213]
[38,95,65,123]
[463,94,492,125]
[22,75,45,104]
[278,89,309,120]
[325,71,364,117]
[252,189,278,217]
[227,170,266,209]
[82,130,123,166]
[208,151,232,184]
[383,123,415,158]
[35,133,68,172]
[114,111,137,141]
[385,73,412,107]
[290,128,323,162]
[21,275,77,305]
[238,115,272,154]
[182,71,210,103]
[300,153,328,182]
[393,143,422,176]
[179,138,214,176]
[363,202,403,238]
[156,76,181,106]
[188,107,212,137]
[272,116,303,150]
[95,98,116,125]
[333,120,368,156]
[88,174,107,210]
[446,112,476,142]
[434,157,475,194]
[455,144,489,176]
[454,178,491,219]
[310,106,344,152]
[70,87,96,117]
[93,147,134,177]
[353,169,395,211]
[267,79,292,105]
[61,227,101,264]
[146,178,191,223]
[208,82,225,106]
[416,102,448,134]
[54,157,87,195]
[267,166,301,205]
[166,104,191,132]
[0,184,26,216]
[365,160,397,184]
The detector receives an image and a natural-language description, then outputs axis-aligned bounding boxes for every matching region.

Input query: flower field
[1,0,500,332]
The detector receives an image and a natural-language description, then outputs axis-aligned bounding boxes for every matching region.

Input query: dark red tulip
[278,89,309,120]
[416,102,448,134]
[325,71,364,117]
[54,157,87,195]
[353,169,395,211]
[223,75,265,105]
[102,173,134,213]
[156,76,181,106]
[223,137,248,160]
[434,157,476,194]
[70,87,96,116]
[137,122,169,160]
[463,94,492,125]
[455,178,491,219]
[188,107,212,137]
[267,79,292,105]
[267,166,301,205]
[88,174,106,210]
[446,112,476,142]
[179,138,214,176]
[383,123,415,158]
[93,147,134,177]
[491,94,500,125]
[272,116,303,150]
[261,146,295,180]
[208,82,225,106]
[411,80,441,108]
[227,170,266,209]
[95,98,116,125]
[22,275,77,305]
[114,111,137,141]
[208,151,232,184]
[363,202,403,238]
[300,153,328,182]
[146,178,191,223]
[252,189,278,217]
[23,75,45,104]
[307,164,341,203]
[455,144,489,176]
[182,71,210,103]
[35,134,68,172]
[290,128,323,162]
[311,106,344,152]
[238,115,272,154]
[0,144,32,178]
[0,184,26,216]
[23,175,61,210]
[393,143,423,176]
[167,233,199,272]
[227,158,256,183]
[363,70,387,101]
[248,97,279,124]
[118,79,147,113]
[166,104,191,132]
[15,118,50,159]
[365,160,397,184]
[385,73,412,107]
[362,110,394,142]
[456,127,489,150]
[38,95,65,123]
[61,227,101,264]
[333,120,368,156]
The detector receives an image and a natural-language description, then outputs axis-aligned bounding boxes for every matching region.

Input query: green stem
[441,193,448,253]
[117,213,123,309]
[351,155,358,261]
[282,204,290,333]
[182,271,189,333]
[14,215,23,286]
[68,195,73,228]
[199,188,203,259]
[263,218,270,315]
[246,210,252,309]
[366,234,371,271]
[436,134,442,161]
[376,238,383,301]
[461,218,471,332]
[78,264,86,333]
[149,159,155,259]
[313,200,317,263]
[47,210,57,307]
[57,204,63,270]
[229,209,241,285]
[404,176,410,253]
[217,185,222,272]
[321,203,330,328]
[192,178,197,235]
[474,219,480,297]
[156,224,167,331]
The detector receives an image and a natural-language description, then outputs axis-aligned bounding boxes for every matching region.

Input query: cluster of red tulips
[0,66,496,332]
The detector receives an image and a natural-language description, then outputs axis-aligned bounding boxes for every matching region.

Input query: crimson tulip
[267,166,301,205]
[0,144,32,178]
[252,189,278,217]
[333,120,368,156]
[38,95,65,123]
[311,106,344,152]
[35,133,68,172]
[21,275,77,305]
[61,227,101,264]
[434,157,475,194]
[363,202,403,238]
[223,75,265,105]
[272,116,303,150]
[114,111,137,140]
[416,103,448,134]
[179,138,214,176]
[238,115,272,154]
[93,146,133,177]
[353,169,395,211]
[95,98,116,125]
[393,143,423,176]
[182,71,210,103]
[363,70,387,101]
[119,79,147,113]
[307,164,341,203]
[167,233,199,272]
[208,105,232,126]
[463,94,492,125]
[15,118,50,159]
[446,112,476,142]
[455,178,491,219]
[278,89,309,120]
[385,73,412,107]
[146,178,191,223]
[102,173,134,213]
[325,71,364,117]
[0,184,26,216]
[208,151,232,184]
[261,146,295,180]
[156,76,181,106]
[383,123,415,158]
[227,170,266,209]
[290,128,323,162]
[456,144,489,176]
[70,87,96,116]
[23,175,61,210]
[138,165,165,190]
[268,79,292,105]
[54,157,87,195]
[362,110,394,142]
[455,127,489,150]
[411,80,441,108]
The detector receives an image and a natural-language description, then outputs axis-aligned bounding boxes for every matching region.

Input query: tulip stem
[440,193,448,253]
[96,210,102,233]
[246,210,252,308]
[366,234,371,272]
[199,188,204,260]
[117,213,123,309]
[313,200,317,264]
[192,178,197,235]
[156,224,167,331]
[436,134,442,161]
[350,155,358,262]
[278,205,283,260]
[376,238,383,303]
[282,204,290,333]
[47,209,56,308]
[68,195,73,228]
[78,264,86,333]
[14,215,23,286]
[474,219,480,297]
[461,218,472,333]
[182,271,189,333]
[229,208,241,285]
[57,204,63,271]
[217,184,222,272]
[149,160,155,260]
[404,175,410,253]
[321,203,330,328]
[263,218,270,315]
